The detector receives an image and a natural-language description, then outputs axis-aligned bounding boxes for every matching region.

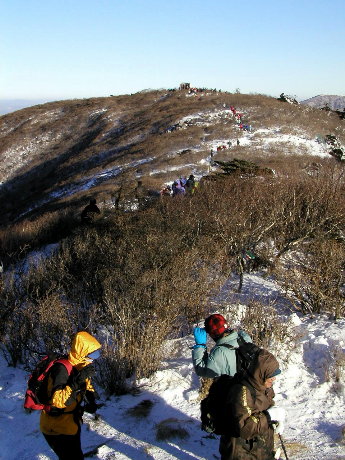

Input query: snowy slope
[0,273,344,460]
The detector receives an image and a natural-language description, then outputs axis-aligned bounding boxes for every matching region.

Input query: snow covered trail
[274,315,345,460]
[0,273,344,459]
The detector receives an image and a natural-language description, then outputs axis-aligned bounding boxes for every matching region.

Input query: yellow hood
[68,331,101,367]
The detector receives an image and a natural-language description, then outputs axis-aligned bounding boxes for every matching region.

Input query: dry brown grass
[155,418,190,441]
[126,399,154,419]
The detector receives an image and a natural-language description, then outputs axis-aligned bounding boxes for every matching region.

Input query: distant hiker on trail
[81,199,101,224]
[180,176,187,187]
[112,186,122,210]
[40,331,102,460]
[237,139,240,146]
[185,174,196,195]
[192,314,252,378]
[219,350,285,460]
[160,185,172,196]
[134,180,147,209]
[172,179,185,197]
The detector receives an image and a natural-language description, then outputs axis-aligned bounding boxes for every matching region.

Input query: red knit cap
[204,314,228,337]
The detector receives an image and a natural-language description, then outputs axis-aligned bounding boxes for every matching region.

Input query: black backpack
[200,337,261,435]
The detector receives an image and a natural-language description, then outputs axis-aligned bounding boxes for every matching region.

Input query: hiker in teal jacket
[192,314,252,378]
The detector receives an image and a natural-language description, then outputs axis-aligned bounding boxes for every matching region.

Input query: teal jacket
[192,330,252,378]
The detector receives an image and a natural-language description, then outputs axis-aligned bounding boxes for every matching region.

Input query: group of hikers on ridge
[79,174,199,221]
[136,174,198,201]
[168,174,199,197]
[25,314,285,460]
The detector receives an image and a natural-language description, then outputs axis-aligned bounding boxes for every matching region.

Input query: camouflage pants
[219,434,275,460]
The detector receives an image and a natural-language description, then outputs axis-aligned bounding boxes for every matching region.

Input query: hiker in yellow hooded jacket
[40,331,101,460]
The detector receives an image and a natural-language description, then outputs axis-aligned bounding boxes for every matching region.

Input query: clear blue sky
[1,0,345,102]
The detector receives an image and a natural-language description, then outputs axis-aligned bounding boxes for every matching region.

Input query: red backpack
[24,353,73,413]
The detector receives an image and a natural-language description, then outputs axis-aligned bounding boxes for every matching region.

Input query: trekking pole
[278,433,289,460]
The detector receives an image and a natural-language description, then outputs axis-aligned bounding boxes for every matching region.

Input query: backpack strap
[236,332,247,347]
[45,359,74,413]
[49,359,74,395]
[216,342,257,384]
[55,358,73,376]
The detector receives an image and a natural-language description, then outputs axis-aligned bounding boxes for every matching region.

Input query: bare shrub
[0,256,98,367]
[272,166,345,258]
[276,240,345,318]
[1,281,75,367]
[224,301,298,359]
[0,208,78,266]
[0,197,230,391]
[98,344,135,395]
[191,175,282,268]
[1,302,36,366]
[35,293,75,351]
[321,345,345,394]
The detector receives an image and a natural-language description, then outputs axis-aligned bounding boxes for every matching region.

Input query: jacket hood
[246,349,280,391]
[68,331,101,367]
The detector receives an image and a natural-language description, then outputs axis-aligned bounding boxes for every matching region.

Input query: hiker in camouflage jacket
[220,349,282,460]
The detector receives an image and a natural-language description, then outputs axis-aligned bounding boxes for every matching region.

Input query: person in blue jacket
[192,313,252,378]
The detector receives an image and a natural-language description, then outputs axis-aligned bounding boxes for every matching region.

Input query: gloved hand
[69,365,95,391]
[83,390,98,414]
[193,327,207,347]
[267,407,286,434]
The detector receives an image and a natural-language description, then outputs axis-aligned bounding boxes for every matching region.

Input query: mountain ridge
[0,89,344,227]
[301,94,345,110]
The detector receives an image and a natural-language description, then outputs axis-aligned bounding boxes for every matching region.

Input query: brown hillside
[0,89,344,227]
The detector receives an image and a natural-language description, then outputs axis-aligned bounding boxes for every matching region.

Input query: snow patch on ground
[89,109,108,118]
[30,109,65,125]
[253,129,329,157]
[0,131,64,183]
